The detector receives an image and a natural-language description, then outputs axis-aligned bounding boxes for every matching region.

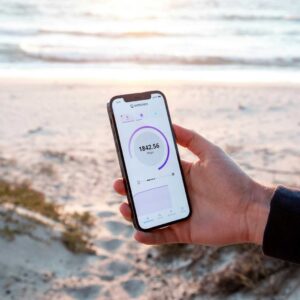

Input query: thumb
[173,124,212,159]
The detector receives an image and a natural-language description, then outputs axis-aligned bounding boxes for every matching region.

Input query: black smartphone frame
[107,90,192,231]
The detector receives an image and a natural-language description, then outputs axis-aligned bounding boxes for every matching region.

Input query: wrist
[246,183,276,245]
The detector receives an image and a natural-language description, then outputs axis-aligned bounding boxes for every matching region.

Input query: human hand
[113,124,275,246]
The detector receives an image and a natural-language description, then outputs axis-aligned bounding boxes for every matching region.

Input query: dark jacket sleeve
[263,186,300,264]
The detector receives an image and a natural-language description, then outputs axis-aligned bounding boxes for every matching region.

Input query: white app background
[112,93,189,229]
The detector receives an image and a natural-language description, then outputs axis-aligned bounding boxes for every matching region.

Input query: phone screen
[112,92,190,230]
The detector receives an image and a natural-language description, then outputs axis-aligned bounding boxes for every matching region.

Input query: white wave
[19,40,300,67]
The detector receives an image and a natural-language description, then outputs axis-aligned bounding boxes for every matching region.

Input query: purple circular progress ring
[128,125,170,170]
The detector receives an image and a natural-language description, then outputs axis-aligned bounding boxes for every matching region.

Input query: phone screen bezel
[107,90,192,231]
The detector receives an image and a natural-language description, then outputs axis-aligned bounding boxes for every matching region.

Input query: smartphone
[107,91,191,231]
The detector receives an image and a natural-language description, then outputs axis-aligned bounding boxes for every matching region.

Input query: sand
[0,78,300,299]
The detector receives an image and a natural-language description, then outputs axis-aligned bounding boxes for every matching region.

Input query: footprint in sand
[66,285,101,300]
[97,238,123,252]
[97,211,116,218]
[107,260,132,277]
[122,279,145,298]
[104,220,134,237]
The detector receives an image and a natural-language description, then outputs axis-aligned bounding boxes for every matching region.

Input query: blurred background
[1,0,300,81]
[0,1,300,300]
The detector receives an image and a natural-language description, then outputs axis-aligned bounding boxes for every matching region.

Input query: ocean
[1,0,300,81]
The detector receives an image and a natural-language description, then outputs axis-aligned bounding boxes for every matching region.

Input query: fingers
[180,159,192,178]
[119,202,179,245]
[119,202,132,222]
[113,178,126,195]
[173,123,212,158]
[134,227,179,245]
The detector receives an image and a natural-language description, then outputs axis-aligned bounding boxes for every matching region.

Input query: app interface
[112,93,190,229]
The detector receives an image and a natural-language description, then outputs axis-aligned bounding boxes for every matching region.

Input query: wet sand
[0,78,300,299]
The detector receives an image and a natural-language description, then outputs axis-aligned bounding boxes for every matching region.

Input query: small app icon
[136,112,144,121]
[120,114,134,123]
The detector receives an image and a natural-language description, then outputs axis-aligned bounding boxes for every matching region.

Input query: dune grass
[0,180,95,254]
[0,180,60,221]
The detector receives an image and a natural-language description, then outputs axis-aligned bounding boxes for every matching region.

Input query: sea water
[0,0,300,81]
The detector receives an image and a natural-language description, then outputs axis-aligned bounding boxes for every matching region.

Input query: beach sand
[0,78,300,299]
